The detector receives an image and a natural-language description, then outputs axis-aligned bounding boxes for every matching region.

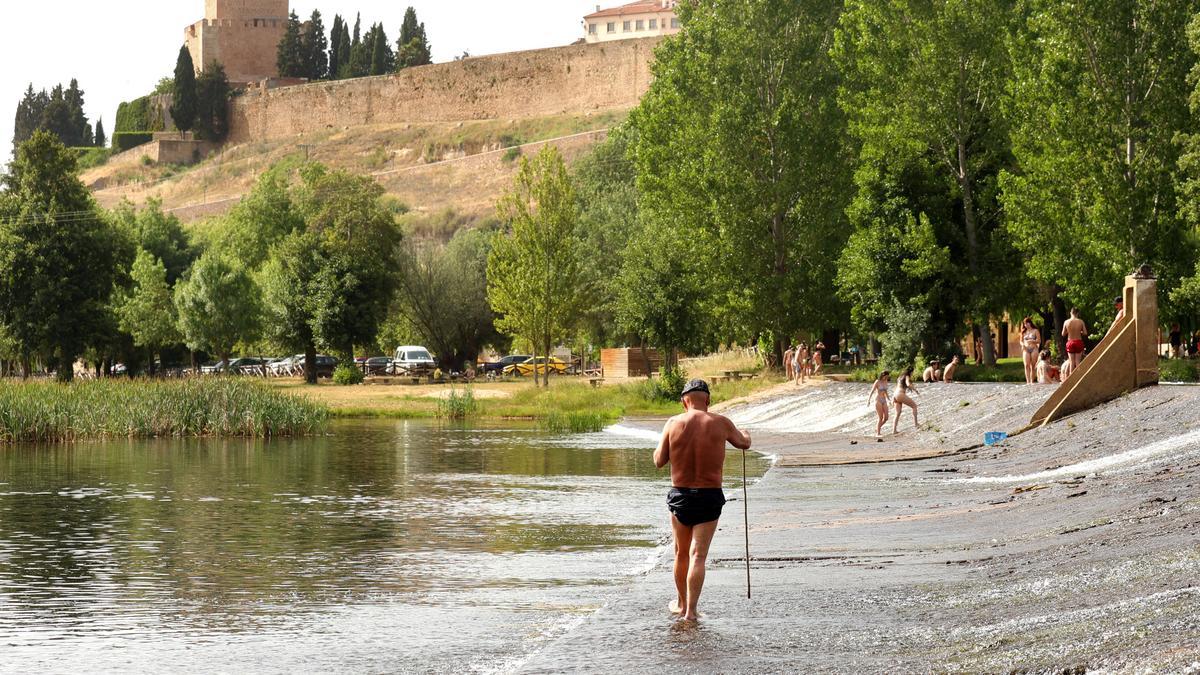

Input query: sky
[0,0,606,170]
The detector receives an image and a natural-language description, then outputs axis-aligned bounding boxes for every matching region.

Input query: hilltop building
[185,0,289,84]
[584,1,681,44]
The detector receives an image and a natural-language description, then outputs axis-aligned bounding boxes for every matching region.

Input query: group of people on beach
[783,340,824,384]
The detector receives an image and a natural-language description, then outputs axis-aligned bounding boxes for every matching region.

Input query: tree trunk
[958,138,996,366]
[20,356,31,380]
[1051,287,1068,358]
[304,342,318,385]
[56,354,73,383]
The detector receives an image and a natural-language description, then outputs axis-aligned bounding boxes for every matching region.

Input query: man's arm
[653,418,674,468]
[726,417,751,450]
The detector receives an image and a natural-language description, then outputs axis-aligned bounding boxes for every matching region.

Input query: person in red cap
[653,378,751,622]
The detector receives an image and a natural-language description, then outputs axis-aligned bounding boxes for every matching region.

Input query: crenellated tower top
[204,0,288,21]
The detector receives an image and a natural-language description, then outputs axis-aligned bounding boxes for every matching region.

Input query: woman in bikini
[868,370,891,437]
[812,341,825,375]
[796,342,810,384]
[1019,317,1041,385]
[892,366,919,434]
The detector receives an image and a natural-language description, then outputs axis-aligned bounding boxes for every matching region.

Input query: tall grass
[0,378,328,444]
[541,410,615,433]
[436,387,479,419]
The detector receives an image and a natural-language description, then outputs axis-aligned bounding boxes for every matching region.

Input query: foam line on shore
[955,427,1200,484]
[602,424,662,443]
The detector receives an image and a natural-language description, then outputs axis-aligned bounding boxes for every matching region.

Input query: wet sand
[522,382,1200,672]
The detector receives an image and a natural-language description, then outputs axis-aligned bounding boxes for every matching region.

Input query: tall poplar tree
[328,15,344,80]
[1003,0,1197,323]
[629,0,852,365]
[834,0,1021,365]
[171,45,198,134]
[488,146,583,388]
[396,7,432,69]
[94,118,106,148]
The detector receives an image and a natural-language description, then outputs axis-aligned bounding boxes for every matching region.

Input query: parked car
[268,355,304,376]
[231,357,268,375]
[480,354,531,375]
[363,356,394,376]
[312,355,339,378]
[504,356,569,377]
[393,346,436,374]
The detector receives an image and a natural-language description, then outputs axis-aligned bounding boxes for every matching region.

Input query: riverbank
[523,382,1200,672]
[272,374,792,422]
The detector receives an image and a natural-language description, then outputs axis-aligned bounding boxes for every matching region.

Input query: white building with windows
[583,1,681,44]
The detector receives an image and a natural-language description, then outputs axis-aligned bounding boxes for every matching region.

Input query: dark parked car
[362,356,394,376]
[480,354,531,374]
[313,355,339,379]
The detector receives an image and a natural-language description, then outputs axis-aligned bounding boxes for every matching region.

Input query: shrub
[113,131,154,152]
[501,146,522,163]
[1159,358,1198,383]
[332,364,365,385]
[638,365,689,403]
[880,300,929,372]
[115,97,152,133]
[72,147,112,170]
[437,387,478,419]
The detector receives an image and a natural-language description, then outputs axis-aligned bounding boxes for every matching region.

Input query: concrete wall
[226,37,661,144]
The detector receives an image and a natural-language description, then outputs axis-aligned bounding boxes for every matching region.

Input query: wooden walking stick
[742,446,751,599]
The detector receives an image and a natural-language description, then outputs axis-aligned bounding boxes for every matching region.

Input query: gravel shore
[523,382,1200,673]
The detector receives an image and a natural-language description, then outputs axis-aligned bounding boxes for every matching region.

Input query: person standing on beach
[868,371,891,437]
[1107,296,1125,337]
[1019,317,1041,385]
[654,379,752,622]
[795,342,810,384]
[812,341,825,375]
[1061,308,1088,375]
[1169,323,1182,359]
[783,345,795,381]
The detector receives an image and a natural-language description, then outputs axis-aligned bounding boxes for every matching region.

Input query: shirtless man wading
[653,379,752,622]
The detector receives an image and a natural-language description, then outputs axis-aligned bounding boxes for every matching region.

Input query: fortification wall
[226,37,661,144]
[187,19,286,83]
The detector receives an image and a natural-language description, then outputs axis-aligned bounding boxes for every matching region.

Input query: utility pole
[298,144,313,162]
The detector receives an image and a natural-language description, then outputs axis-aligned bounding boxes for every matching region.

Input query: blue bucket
[983,431,1007,446]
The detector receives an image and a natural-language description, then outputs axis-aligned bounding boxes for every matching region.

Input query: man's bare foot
[669,600,683,615]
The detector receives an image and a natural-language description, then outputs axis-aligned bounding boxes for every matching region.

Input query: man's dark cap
[680,379,710,398]
[1114,296,1124,305]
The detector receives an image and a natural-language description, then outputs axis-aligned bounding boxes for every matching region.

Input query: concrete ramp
[1028,270,1159,428]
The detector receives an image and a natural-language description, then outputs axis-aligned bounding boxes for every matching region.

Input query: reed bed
[0,378,328,443]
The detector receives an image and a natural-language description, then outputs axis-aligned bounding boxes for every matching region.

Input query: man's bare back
[653,380,751,622]
[1063,316,1087,341]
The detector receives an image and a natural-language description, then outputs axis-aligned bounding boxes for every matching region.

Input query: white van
[393,345,436,374]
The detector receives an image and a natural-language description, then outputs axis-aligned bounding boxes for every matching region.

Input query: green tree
[195,62,231,141]
[64,79,92,146]
[615,221,716,370]
[205,168,305,269]
[110,198,194,285]
[94,117,106,148]
[369,24,394,76]
[348,14,370,78]
[328,15,345,80]
[395,228,500,370]
[117,250,180,372]
[260,231,323,383]
[174,253,261,367]
[301,10,329,80]
[277,11,305,78]
[396,7,432,69]
[171,45,198,135]
[0,131,121,381]
[630,0,853,367]
[488,146,584,388]
[13,85,48,150]
[1003,0,1197,324]
[573,127,641,347]
[834,0,1020,365]
[337,19,352,78]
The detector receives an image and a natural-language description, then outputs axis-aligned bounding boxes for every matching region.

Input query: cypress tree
[396,7,432,70]
[171,45,198,134]
[94,118,106,148]
[370,24,393,76]
[195,62,231,141]
[301,10,328,80]
[65,79,89,147]
[328,15,344,80]
[338,21,351,78]
[276,11,304,78]
[400,7,420,45]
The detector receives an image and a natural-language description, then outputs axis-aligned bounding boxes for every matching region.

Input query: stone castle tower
[185,0,290,84]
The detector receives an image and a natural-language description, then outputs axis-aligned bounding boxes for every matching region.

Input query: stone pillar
[1027,266,1159,428]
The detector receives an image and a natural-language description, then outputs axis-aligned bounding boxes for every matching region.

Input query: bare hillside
[82,111,625,226]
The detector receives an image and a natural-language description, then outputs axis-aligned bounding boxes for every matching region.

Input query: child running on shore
[868,370,891,437]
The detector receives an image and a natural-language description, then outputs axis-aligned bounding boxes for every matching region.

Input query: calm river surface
[0,419,768,673]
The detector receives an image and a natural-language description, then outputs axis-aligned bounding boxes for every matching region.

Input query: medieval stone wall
[226,37,661,144]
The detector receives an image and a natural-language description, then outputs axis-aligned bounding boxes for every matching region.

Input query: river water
[0,419,768,672]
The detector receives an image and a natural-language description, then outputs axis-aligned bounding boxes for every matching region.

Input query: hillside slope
[82,112,624,227]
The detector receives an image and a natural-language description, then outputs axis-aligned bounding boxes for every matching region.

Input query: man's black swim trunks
[667,487,726,527]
